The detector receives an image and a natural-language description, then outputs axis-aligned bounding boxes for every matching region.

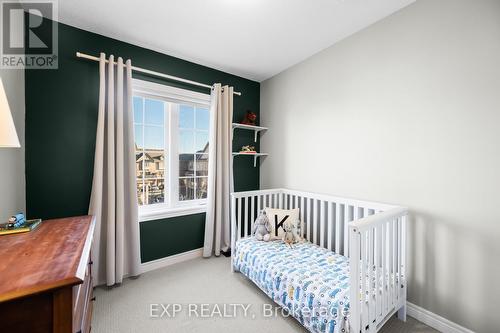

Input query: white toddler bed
[231,188,408,333]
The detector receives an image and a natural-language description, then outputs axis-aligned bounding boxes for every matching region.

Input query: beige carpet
[92,256,438,333]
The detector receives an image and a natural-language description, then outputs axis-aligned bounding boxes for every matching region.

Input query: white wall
[260,0,500,332]
[0,0,25,220]
[0,68,25,220]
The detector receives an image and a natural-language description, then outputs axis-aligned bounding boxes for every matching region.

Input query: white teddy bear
[282,222,297,248]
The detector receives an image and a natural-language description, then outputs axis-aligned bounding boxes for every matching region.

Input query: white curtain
[89,53,141,286]
[203,84,234,257]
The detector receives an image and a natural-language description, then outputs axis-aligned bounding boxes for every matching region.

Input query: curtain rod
[75,52,242,96]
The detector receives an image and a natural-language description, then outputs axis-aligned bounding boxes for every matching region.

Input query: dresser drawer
[80,281,94,333]
[73,258,93,333]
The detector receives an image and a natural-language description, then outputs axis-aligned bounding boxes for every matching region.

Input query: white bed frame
[230,188,408,333]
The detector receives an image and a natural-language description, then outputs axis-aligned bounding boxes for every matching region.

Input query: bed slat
[382,221,387,313]
[320,200,325,247]
[313,199,318,245]
[327,202,333,251]
[375,224,384,320]
[243,197,248,237]
[349,229,361,333]
[257,194,261,215]
[308,198,313,242]
[237,197,242,240]
[300,196,305,239]
[343,205,350,256]
[400,215,407,312]
[395,218,402,305]
[368,228,376,329]
[335,203,341,254]
[389,219,394,309]
[250,196,255,234]
[361,231,368,331]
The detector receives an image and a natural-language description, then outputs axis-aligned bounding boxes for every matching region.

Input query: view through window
[178,104,209,201]
[134,96,166,206]
[133,85,210,209]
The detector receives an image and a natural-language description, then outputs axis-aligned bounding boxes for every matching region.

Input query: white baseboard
[140,248,203,274]
[406,302,475,333]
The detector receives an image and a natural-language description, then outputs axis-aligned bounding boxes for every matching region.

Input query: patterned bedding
[234,237,351,333]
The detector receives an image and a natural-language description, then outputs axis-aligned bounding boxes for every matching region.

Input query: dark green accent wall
[139,213,206,263]
[25,20,260,263]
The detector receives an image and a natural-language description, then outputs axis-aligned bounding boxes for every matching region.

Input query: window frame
[132,79,211,222]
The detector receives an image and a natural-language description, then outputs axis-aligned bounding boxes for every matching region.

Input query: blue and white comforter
[234,238,351,333]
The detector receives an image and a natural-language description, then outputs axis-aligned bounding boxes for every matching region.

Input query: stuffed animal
[282,222,297,248]
[241,110,257,126]
[253,210,271,241]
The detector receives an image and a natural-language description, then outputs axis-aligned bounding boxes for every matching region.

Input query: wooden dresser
[0,215,95,333]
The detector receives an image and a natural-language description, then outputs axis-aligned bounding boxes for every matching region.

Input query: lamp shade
[0,78,20,148]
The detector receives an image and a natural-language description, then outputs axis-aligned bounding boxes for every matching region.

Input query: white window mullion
[163,101,170,209]
[170,103,180,208]
[193,105,197,200]
[141,97,146,205]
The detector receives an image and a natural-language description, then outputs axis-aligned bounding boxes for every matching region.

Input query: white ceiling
[58,0,415,82]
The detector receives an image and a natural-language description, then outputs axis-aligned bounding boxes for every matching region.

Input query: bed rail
[349,206,408,333]
[230,188,408,333]
[231,188,397,255]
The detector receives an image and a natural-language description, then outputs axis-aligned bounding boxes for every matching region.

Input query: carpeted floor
[92,256,438,333]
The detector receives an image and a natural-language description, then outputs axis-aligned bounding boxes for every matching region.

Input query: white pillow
[265,208,300,240]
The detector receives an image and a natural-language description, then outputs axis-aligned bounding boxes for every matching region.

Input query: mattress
[234,237,351,333]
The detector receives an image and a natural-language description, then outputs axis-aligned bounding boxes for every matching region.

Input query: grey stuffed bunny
[253,210,271,241]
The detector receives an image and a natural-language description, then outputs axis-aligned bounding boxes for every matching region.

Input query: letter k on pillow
[265,208,300,240]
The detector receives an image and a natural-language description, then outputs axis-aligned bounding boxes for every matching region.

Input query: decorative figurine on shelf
[240,145,256,154]
[241,110,257,126]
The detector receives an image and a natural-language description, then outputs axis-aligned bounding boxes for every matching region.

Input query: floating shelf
[232,152,269,167]
[232,123,268,142]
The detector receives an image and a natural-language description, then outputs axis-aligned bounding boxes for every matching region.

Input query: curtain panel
[203,84,234,257]
[89,53,140,286]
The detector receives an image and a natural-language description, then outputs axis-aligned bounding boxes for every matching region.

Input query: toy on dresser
[0,213,42,236]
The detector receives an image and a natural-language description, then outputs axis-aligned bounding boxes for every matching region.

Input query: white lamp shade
[0,78,20,148]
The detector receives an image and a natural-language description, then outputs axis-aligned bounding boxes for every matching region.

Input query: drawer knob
[91,296,96,302]
[89,260,94,265]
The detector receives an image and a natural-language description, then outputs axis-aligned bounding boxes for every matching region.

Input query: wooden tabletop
[0,215,95,302]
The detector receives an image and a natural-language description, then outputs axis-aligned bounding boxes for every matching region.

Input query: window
[133,80,211,220]
[178,105,209,201]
